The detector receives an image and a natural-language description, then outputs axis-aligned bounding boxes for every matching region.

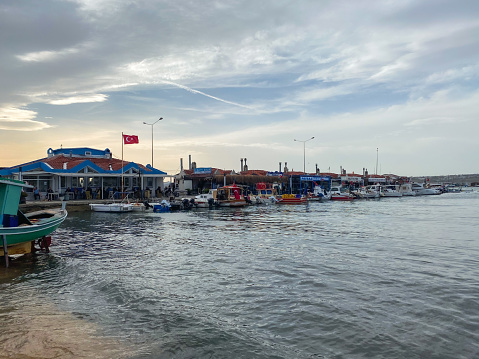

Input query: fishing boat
[1,179,67,264]
[398,183,416,196]
[353,186,380,199]
[216,184,247,207]
[411,183,441,195]
[277,194,308,204]
[252,183,278,204]
[382,185,403,197]
[194,189,217,208]
[329,186,355,201]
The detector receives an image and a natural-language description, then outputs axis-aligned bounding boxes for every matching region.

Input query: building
[0,147,167,200]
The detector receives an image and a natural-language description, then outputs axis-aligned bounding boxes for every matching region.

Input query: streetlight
[143,117,163,168]
[294,136,315,173]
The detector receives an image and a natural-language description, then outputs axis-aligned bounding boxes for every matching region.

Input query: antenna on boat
[376,148,379,175]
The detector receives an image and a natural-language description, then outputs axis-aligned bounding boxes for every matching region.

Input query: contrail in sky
[161,80,255,110]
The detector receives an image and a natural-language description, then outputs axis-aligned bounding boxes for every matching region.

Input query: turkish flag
[123,134,139,144]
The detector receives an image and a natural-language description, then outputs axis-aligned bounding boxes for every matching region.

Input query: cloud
[0,107,52,131]
[16,47,81,63]
[47,94,109,105]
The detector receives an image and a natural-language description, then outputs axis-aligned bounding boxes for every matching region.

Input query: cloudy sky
[1,0,478,176]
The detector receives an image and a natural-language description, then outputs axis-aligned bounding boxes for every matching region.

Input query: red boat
[330,186,355,201]
[330,193,355,201]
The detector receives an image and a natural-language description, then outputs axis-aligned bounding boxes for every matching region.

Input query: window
[87,177,100,187]
[103,177,118,187]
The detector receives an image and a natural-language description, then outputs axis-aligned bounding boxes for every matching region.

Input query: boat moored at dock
[1,179,67,266]
[216,185,247,207]
[411,183,441,195]
[89,202,133,212]
[330,186,355,201]
[277,194,308,204]
[382,185,403,197]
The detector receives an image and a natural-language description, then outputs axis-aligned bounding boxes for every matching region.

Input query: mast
[121,132,124,192]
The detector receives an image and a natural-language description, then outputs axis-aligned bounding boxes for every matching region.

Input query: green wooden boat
[1,179,67,262]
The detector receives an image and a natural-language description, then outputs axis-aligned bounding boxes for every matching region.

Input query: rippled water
[1,193,479,358]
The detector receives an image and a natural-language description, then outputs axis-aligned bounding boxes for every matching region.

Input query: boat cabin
[217,185,244,201]
[256,182,277,198]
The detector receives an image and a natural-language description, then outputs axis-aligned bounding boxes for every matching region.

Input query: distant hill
[410,174,479,185]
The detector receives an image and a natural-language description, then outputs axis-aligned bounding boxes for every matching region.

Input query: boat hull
[218,199,247,207]
[277,194,308,204]
[89,204,133,212]
[194,201,211,208]
[2,210,68,247]
[382,193,403,197]
[331,195,355,201]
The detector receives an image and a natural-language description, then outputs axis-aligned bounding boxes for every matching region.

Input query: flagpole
[121,132,124,194]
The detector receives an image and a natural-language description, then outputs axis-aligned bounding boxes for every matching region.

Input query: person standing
[33,186,40,200]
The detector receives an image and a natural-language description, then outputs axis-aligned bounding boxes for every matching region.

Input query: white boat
[353,186,380,199]
[194,189,216,208]
[330,186,355,201]
[89,203,133,212]
[382,185,403,197]
[411,183,441,195]
[398,183,416,196]
[309,186,331,201]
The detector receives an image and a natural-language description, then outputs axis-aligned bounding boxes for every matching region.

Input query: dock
[19,197,186,213]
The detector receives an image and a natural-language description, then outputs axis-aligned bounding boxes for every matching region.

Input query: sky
[1,0,478,176]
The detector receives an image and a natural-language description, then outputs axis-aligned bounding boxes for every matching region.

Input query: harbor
[2,1,479,358]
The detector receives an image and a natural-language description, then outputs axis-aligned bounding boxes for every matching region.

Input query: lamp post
[143,117,163,168]
[294,136,315,173]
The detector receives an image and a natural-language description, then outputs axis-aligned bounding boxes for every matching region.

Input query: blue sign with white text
[300,176,331,182]
[194,167,212,174]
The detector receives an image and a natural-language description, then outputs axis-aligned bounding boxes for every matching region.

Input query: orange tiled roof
[41,155,151,172]
[240,170,268,176]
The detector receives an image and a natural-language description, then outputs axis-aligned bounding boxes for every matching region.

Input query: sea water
[1,192,478,358]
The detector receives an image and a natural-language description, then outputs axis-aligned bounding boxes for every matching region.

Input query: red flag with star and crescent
[123,134,139,144]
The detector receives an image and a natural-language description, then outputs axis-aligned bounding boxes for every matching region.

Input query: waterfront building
[365,174,387,184]
[175,167,238,194]
[0,147,167,200]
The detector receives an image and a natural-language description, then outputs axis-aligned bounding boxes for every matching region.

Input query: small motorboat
[277,194,308,204]
[89,203,133,212]
[329,186,355,201]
